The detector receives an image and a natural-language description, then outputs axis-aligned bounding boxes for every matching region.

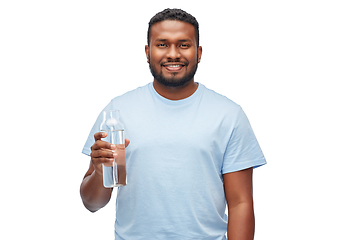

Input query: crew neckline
[149,82,203,106]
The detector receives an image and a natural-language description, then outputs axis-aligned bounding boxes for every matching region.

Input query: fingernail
[111,144,116,149]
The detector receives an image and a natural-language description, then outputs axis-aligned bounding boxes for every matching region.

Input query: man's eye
[180,44,189,48]
[157,43,167,47]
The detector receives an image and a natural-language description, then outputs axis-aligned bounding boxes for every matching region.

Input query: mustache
[160,60,189,67]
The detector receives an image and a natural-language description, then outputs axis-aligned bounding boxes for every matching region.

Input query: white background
[1,0,359,239]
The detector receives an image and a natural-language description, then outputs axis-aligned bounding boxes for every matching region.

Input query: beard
[148,56,198,88]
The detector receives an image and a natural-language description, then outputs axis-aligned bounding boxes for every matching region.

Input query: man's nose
[166,45,181,59]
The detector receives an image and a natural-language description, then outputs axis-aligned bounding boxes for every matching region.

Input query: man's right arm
[80,132,119,212]
[80,162,113,212]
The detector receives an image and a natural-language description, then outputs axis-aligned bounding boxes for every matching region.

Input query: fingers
[91,132,118,172]
[94,131,106,141]
[90,141,116,163]
[90,136,130,174]
[92,132,116,151]
[91,140,116,151]
[90,148,117,169]
[91,148,117,158]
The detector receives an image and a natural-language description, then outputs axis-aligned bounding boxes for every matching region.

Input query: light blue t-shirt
[82,82,266,240]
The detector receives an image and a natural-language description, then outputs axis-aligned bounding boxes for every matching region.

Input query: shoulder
[95,83,153,113]
[107,83,152,110]
[112,83,151,103]
[200,84,245,116]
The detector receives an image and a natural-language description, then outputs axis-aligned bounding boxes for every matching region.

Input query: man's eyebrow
[154,38,192,42]
[178,39,192,43]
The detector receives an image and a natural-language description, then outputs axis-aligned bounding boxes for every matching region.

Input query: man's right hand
[90,132,117,175]
[90,132,130,176]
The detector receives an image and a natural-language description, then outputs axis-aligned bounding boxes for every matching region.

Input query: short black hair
[147,8,200,47]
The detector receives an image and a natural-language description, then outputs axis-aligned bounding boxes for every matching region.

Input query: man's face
[145,20,202,87]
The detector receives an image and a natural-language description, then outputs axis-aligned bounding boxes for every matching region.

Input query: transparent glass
[100,110,127,188]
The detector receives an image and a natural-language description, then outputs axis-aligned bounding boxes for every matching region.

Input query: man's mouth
[162,62,186,72]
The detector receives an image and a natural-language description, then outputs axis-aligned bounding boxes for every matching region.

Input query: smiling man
[146,19,201,93]
[80,8,266,240]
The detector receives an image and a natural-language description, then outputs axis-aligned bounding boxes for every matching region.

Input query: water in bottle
[100,110,127,188]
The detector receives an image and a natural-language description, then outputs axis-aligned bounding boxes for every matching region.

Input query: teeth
[167,65,181,67]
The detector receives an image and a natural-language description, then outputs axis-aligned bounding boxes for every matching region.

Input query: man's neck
[152,80,198,100]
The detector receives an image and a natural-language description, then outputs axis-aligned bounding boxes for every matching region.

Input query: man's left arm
[223,167,254,240]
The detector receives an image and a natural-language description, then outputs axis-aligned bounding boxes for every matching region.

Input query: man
[80,8,266,240]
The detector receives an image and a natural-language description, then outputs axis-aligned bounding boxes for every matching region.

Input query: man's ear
[197,46,202,63]
[145,45,149,63]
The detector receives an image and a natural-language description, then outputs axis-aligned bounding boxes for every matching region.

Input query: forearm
[227,202,255,240]
[80,171,113,212]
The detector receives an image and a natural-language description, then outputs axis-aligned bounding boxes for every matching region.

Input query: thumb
[125,139,130,148]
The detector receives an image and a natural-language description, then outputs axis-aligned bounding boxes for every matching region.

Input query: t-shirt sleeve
[221,107,266,174]
[82,101,113,156]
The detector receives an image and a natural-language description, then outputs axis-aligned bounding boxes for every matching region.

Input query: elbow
[79,173,112,213]
[80,190,102,213]
[80,185,100,213]
[84,203,100,213]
